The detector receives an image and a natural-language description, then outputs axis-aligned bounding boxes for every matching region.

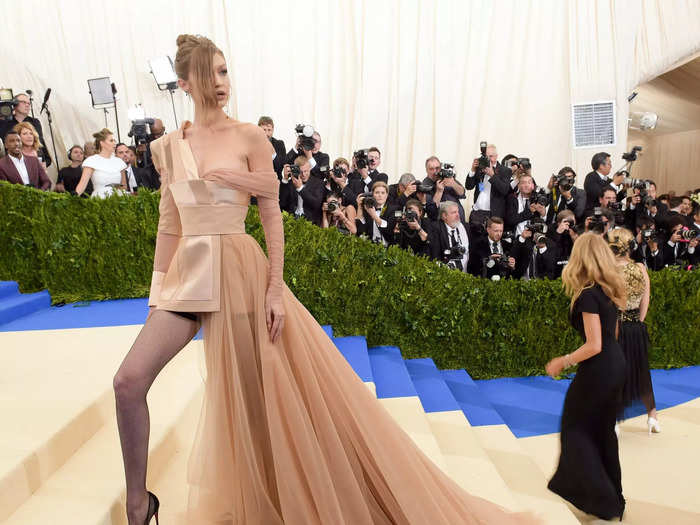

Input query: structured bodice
[620,262,645,311]
[169,179,250,236]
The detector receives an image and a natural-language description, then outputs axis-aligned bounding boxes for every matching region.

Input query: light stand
[88,77,117,135]
[149,56,179,129]
[111,82,121,143]
[27,89,35,118]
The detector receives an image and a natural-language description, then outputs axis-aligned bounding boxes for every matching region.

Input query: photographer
[546,167,585,224]
[465,144,514,228]
[0,94,49,166]
[422,156,467,222]
[584,185,622,229]
[687,205,700,266]
[394,199,433,257]
[310,131,330,179]
[469,217,515,279]
[367,147,389,184]
[258,116,286,177]
[505,173,546,235]
[355,181,398,246]
[624,179,657,231]
[116,143,158,192]
[583,152,626,214]
[323,157,357,208]
[284,124,318,172]
[430,201,470,272]
[632,218,665,271]
[347,149,384,198]
[388,172,417,208]
[662,217,696,267]
[511,218,558,279]
[321,192,357,235]
[584,206,613,236]
[546,210,577,277]
[279,155,325,226]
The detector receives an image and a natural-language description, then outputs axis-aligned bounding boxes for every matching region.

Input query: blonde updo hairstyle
[606,228,635,258]
[562,232,627,311]
[92,128,113,153]
[175,34,224,109]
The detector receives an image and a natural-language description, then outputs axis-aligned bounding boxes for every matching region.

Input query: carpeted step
[2,337,203,525]
[441,369,506,426]
[368,346,446,469]
[0,289,51,326]
[321,324,333,338]
[331,335,374,384]
[0,281,20,300]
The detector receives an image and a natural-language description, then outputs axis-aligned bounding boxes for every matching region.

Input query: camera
[417,181,435,194]
[327,200,339,213]
[533,232,548,245]
[295,124,316,151]
[484,254,510,275]
[608,201,624,226]
[677,227,699,242]
[361,192,376,209]
[354,149,370,170]
[0,88,17,121]
[525,218,548,234]
[331,166,347,178]
[516,157,531,171]
[445,245,467,270]
[477,141,489,171]
[529,188,549,207]
[640,229,658,244]
[438,162,456,180]
[589,207,607,233]
[289,165,301,178]
[622,146,642,162]
[128,118,155,146]
[555,173,575,192]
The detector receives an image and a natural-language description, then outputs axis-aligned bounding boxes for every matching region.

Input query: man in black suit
[511,224,558,280]
[279,156,325,226]
[545,167,586,224]
[505,173,545,235]
[422,156,468,223]
[115,143,159,191]
[367,147,389,184]
[465,144,515,228]
[430,201,471,272]
[469,217,515,279]
[258,116,286,178]
[583,152,626,214]
[310,131,331,179]
[662,216,693,267]
[346,150,390,202]
[631,218,665,270]
[0,131,51,189]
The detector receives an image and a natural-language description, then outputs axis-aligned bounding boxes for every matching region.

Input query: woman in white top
[75,128,127,198]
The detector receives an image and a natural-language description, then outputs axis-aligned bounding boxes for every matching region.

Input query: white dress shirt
[446,222,469,272]
[9,154,30,185]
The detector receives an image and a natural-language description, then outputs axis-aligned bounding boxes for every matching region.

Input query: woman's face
[373,186,388,206]
[19,128,34,147]
[101,134,116,154]
[179,52,231,108]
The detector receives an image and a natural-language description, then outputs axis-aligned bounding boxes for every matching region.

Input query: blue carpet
[405,358,460,413]
[441,369,505,426]
[367,346,417,398]
[332,336,374,383]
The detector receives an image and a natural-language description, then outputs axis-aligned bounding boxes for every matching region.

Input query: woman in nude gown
[113,34,538,525]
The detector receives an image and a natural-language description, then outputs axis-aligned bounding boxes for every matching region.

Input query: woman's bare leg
[113,310,199,524]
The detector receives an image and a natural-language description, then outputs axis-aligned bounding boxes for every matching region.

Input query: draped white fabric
[2,0,699,196]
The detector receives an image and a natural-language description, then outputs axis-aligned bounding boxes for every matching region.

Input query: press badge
[478,182,485,192]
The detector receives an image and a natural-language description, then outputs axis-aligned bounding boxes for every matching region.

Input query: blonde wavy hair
[606,228,635,258]
[562,232,627,311]
[13,121,43,152]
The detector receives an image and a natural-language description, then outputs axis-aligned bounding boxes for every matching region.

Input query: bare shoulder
[230,121,266,141]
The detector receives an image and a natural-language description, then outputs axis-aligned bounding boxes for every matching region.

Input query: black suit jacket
[465,163,513,221]
[469,234,513,278]
[129,166,160,191]
[356,204,399,245]
[505,193,535,232]
[279,176,325,226]
[583,171,609,214]
[546,186,586,224]
[368,169,388,185]
[510,236,558,279]
[429,220,471,270]
[270,137,286,177]
[662,240,689,267]
[311,151,330,179]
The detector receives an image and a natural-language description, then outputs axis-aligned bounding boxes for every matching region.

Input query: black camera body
[361,192,376,209]
[295,124,316,151]
[477,141,489,171]
[439,162,456,180]
[589,207,607,233]
[404,209,419,223]
[517,157,531,171]
[640,229,658,244]
[622,145,642,162]
[678,226,699,242]
[128,118,155,145]
[525,218,548,234]
[327,200,339,213]
[555,173,575,192]
[445,245,467,270]
[289,165,301,178]
[417,181,435,194]
[529,188,549,207]
[484,254,510,275]
[354,149,370,170]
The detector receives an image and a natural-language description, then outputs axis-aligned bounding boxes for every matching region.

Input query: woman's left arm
[246,126,285,342]
[638,263,650,322]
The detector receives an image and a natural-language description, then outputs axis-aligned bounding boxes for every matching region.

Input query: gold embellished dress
[145,123,539,524]
[618,262,656,413]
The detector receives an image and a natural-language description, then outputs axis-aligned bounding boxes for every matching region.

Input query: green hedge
[2,181,699,378]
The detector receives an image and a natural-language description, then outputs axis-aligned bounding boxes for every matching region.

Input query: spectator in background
[0,130,51,189]
[310,131,330,179]
[56,145,92,194]
[367,147,389,184]
[116,143,159,192]
[279,155,324,225]
[83,141,96,157]
[423,155,467,222]
[465,144,512,228]
[258,116,286,177]
[395,198,433,257]
[14,121,51,171]
[355,181,397,246]
[321,191,357,235]
[546,167,586,224]
[430,201,470,272]
[469,217,515,279]
[0,93,49,161]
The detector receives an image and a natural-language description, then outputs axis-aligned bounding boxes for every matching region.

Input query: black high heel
[144,491,160,525]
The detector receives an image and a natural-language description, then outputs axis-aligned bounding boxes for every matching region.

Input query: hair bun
[176,34,201,48]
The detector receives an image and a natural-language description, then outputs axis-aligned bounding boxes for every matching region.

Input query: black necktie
[450,229,458,247]
[492,241,498,254]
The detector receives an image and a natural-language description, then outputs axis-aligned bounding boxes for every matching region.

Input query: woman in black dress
[545,232,628,520]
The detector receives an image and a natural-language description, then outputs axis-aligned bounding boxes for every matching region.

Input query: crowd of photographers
[1,107,698,279]
[264,118,700,280]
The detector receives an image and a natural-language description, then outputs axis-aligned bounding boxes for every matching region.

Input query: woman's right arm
[546,312,602,377]
[75,167,94,196]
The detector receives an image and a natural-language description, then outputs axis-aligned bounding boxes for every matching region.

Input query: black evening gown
[548,285,626,520]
